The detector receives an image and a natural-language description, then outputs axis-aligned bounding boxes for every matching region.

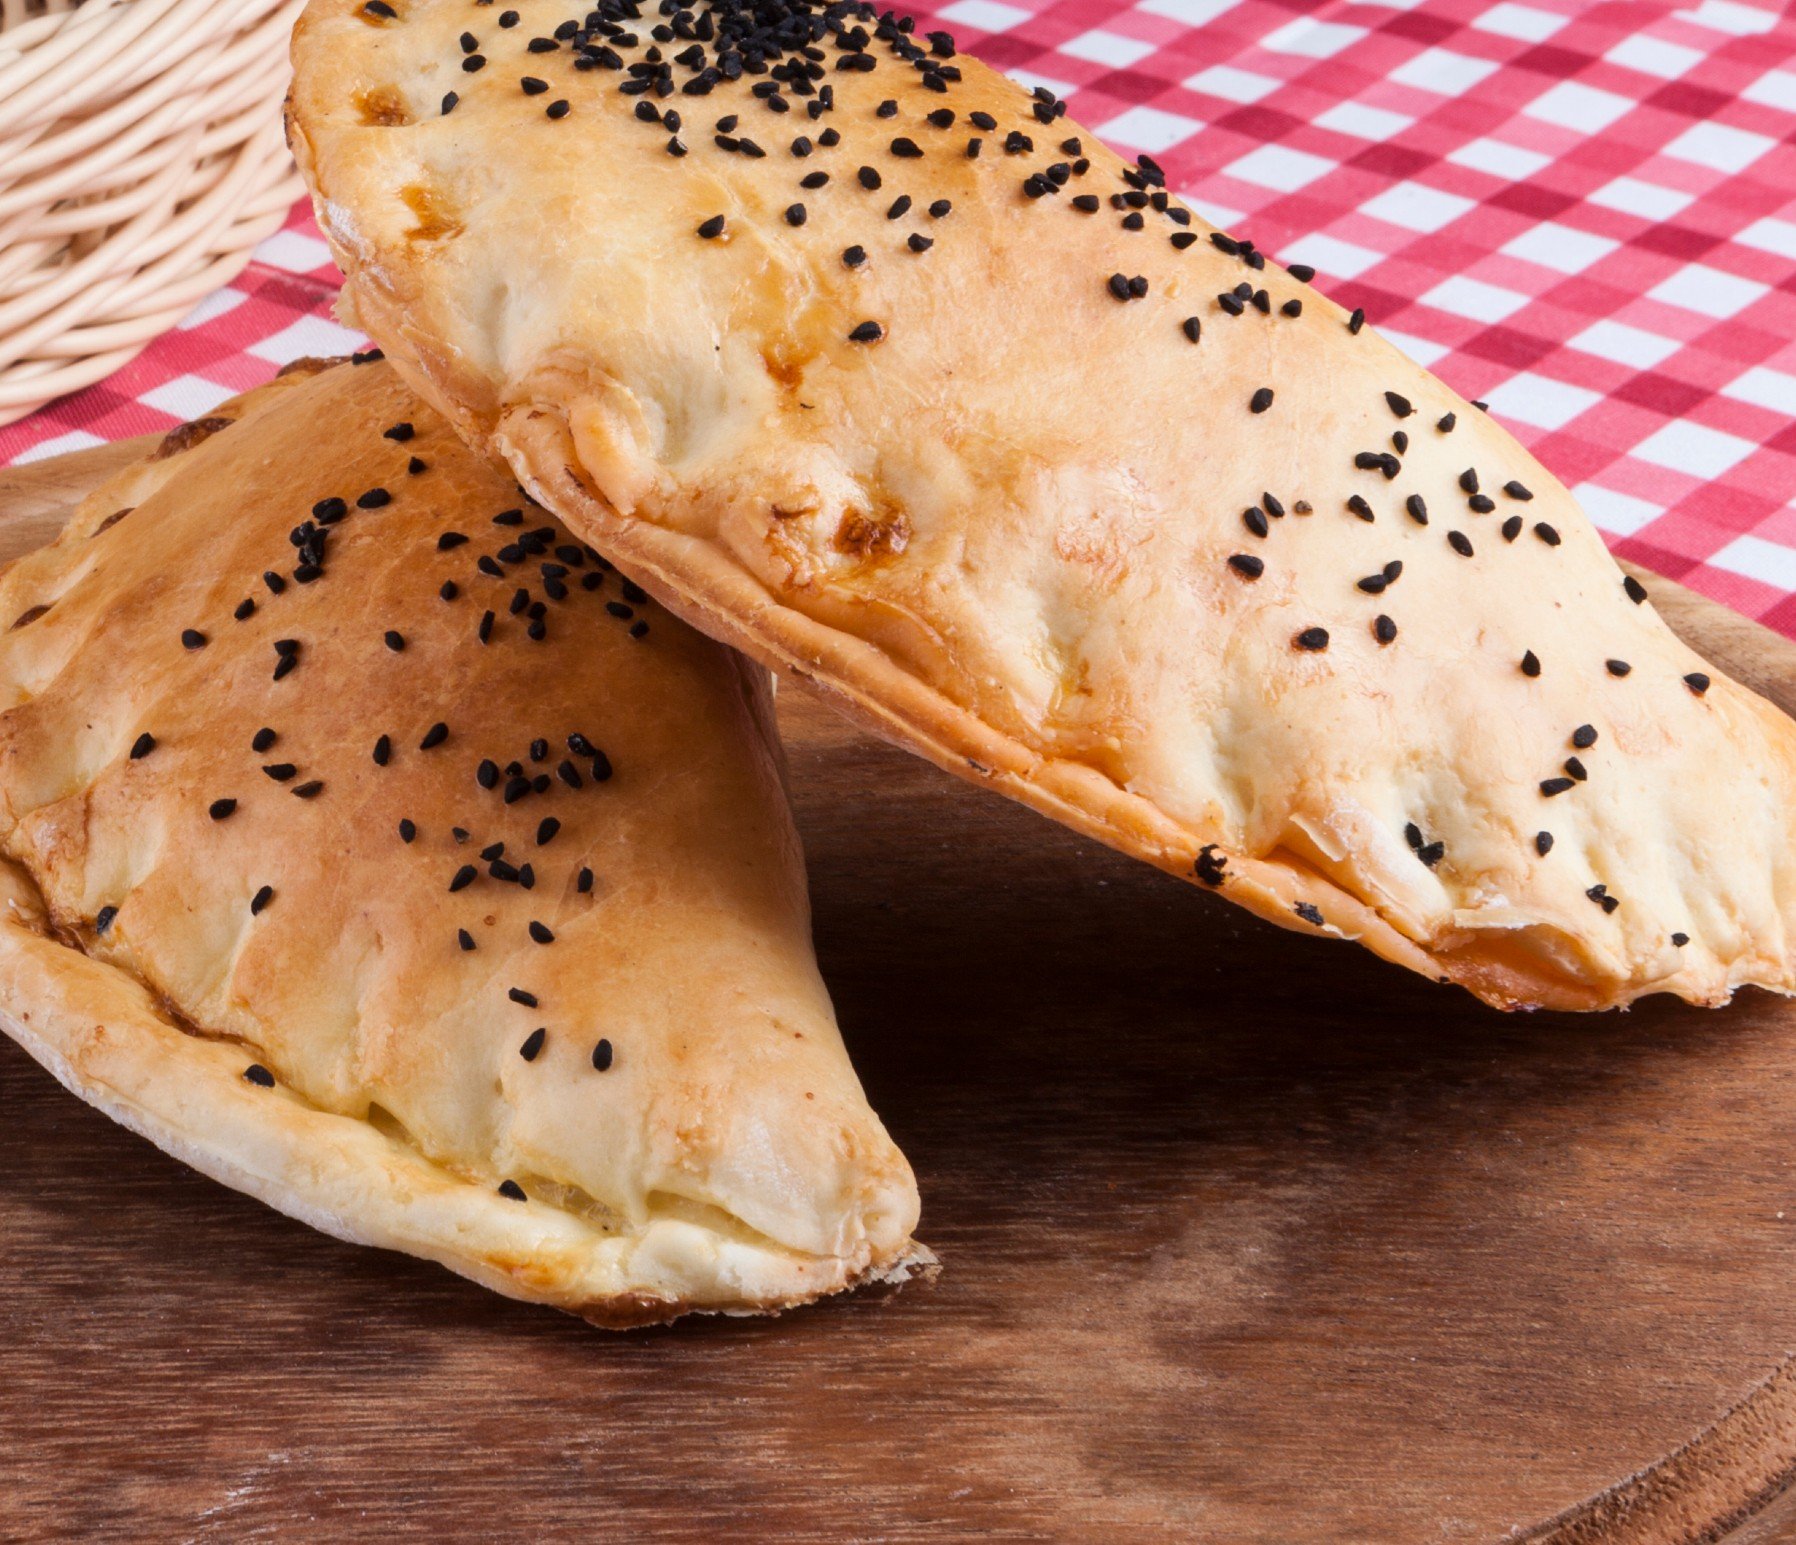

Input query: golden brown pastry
[0,356,923,1326]
[288,0,1796,1012]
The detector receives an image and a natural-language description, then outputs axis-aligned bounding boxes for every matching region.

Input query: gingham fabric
[6,0,1796,631]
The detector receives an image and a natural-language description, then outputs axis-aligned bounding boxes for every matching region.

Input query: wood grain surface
[5,441,1796,1543]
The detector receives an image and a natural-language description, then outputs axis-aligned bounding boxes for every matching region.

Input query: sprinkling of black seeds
[409,456,426,475]
[1437,412,1456,433]
[1522,651,1541,677]
[886,194,911,219]
[399,819,416,843]
[1373,614,1397,644]
[1534,523,1561,547]
[1685,673,1710,696]
[528,921,555,945]
[843,244,867,268]
[929,198,951,217]
[441,91,459,114]
[1623,575,1648,605]
[1572,724,1597,750]
[130,732,155,760]
[251,885,274,917]
[1227,554,1263,579]
[357,487,390,509]
[519,1027,546,1062]
[1243,506,1269,539]
[383,422,414,443]
[547,99,571,118]
[209,798,236,821]
[1448,531,1473,558]
[1281,298,1302,317]
[578,867,595,894]
[1349,308,1365,335]
[313,496,346,521]
[1405,494,1427,525]
[1295,627,1329,652]
[1294,902,1324,926]
[181,628,207,650]
[498,1180,527,1201]
[890,136,921,158]
[234,597,257,622]
[1503,481,1532,501]
[384,630,406,652]
[1540,777,1574,797]
[1502,515,1523,542]
[592,1039,615,1072]
[1606,659,1631,677]
[478,611,495,644]
[1565,757,1588,782]
[1263,493,1285,519]
[849,320,884,342]
[244,1064,276,1088]
[264,571,286,594]
[251,727,275,753]
[449,865,477,893]
[1249,387,1273,414]
[95,905,117,934]
[697,214,726,238]
[292,779,323,800]
[1672,932,1689,947]
[1384,392,1413,418]
[907,233,932,253]
[1392,431,1408,454]
[509,987,538,1009]
[262,763,296,782]
[1535,831,1554,856]
[522,75,549,94]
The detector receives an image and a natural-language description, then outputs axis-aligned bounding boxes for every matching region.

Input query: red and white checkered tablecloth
[7,0,1796,630]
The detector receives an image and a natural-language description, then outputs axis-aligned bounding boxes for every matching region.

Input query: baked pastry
[288,1,1796,1012]
[0,356,923,1326]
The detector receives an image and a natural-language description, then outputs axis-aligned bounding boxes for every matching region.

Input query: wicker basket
[0,0,305,427]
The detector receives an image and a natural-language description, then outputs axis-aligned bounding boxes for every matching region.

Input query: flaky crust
[290,0,1796,1011]
[0,358,924,1325]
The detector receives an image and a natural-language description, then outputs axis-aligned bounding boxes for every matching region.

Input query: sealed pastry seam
[0,360,926,1325]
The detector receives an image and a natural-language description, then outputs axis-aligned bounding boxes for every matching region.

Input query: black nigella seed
[438,531,468,550]
[1392,432,1408,454]
[1281,299,1302,316]
[362,0,396,15]
[1448,531,1474,558]
[578,867,595,894]
[546,100,570,119]
[420,722,448,750]
[858,165,881,189]
[497,1180,526,1202]
[592,1039,614,1072]
[234,598,256,621]
[802,171,828,189]
[1685,672,1710,695]
[1250,387,1273,414]
[888,194,911,219]
[520,1027,546,1061]
[1470,495,1496,514]
[208,798,236,821]
[251,886,273,916]
[264,571,285,594]
[1384,392,1413,418]
[384,630,406,652]
[373,734,392,766]
[1405,494,1427,525]
[449,865,477,893]
[458,929,476,952]
[1502,515,1523,542]
[891,137,922,158]
[536,817,560,845]
[1540,777,1574,797]
[1606,659,1631,677]
[244,1064,276,1088]
[529,921,555,944]
[1295,627,1329,652]
[1572,724,1598,749]
[1374,614,1397,645]
[843,245,867,268]
[1295,903,1324,926]
[1288,263,1316,282]
[1521,651,1542,678]
[1072,194,1100,213]
[1171,231,1199,250]
[357,487,390,509]
[849,321,884,343]
[383,422,414,442]
[1243,507,1269,539]
[1349,308,1365,335]
[181,628,207,650]
[697,214,726,238]
[409,457,426,475]
[508,987,538,1008]
[1623,575,1648,605]
[252,727,276,753]
[1672,932,1689,946]
[1218,293,1245,316]
[1227,554,1264,579]
[1504,481,1533,501]
[1565,757,1587,781]
[262,763,296,782]
[441,91,459,115]
[521,76,549,95]
[313,496,347,521]
[292,780,323,800]
[398,818,416,843]
[96,905,117,934]
[478,759,500,789]
[908,234,932,253]
[930,199,951,218]
[130,732,155,760]
[1537,831,1554,856]
[1182,317,1201,344]
[1438,412,1457,432]
[1459,468,1480,495]
[479,611,495,644]
[1347,495,1373,521]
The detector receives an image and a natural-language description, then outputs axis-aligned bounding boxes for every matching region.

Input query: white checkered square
[1574,483,1664,538]
[1663,121,1778,174]
[248,315,367,366]
[139,375,238,420]
[1633,420,1759,478]
[1720,365,1796,415]
[1361,182,1475,234]
[1606,35,1703,78]
[1566,319,1682,368]
[1448,138,1551,179]
[1389,49,1501,95]
[1673,1,1777,36]
[1710,534,1796,588]
[1277,232,1385,279]
[1474,3,1566,42]
[1421,275,1532,324]
[1523,81,1636,133]
[1101,104,1203,153]
[1647,263,1770,319]
[1185,65,1280,104]
[1480,371,1601,429]
[1261,18,1366,57]
[1499,222,1620,273]
[1313,101,1415,141]
[252,230,331,274]
[1060,29,1156,68]
[936,0,1030,30]
[1736,217,1796,258]
[1587,177,1694,220]
[1741,68,1796,112]
[1225,144,1337,193]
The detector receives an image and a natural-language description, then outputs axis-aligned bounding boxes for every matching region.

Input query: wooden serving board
[6,440,1796,1544]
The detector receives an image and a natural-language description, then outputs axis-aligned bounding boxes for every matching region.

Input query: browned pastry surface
[289,0,1796,1011]
[0,356,922,1325]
